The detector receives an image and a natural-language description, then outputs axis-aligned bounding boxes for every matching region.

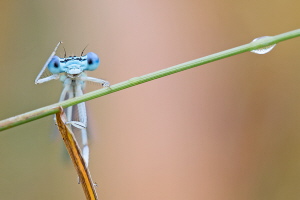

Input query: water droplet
[250,36,276,54]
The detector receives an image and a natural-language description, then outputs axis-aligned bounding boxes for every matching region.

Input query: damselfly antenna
[81,44,89,56]
[62,45,67,58]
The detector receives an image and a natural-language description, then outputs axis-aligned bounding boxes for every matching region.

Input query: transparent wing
[70,103,91,160]
[58,86,91,166]
[62,84,90,166]
[66,100,85,143]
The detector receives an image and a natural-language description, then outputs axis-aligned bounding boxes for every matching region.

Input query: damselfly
[35,42,110,167]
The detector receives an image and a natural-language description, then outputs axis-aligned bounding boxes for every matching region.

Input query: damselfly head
[47,52,100,77]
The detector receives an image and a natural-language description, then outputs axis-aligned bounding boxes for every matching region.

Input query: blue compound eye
[86,52,100,71]
[48,56,62,74]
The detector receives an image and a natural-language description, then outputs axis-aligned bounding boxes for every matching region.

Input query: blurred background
[1,0,300,199]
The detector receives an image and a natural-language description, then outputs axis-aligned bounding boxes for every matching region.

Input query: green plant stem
[1,29,300,131]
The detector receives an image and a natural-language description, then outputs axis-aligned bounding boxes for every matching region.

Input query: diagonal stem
[1,29,300,131]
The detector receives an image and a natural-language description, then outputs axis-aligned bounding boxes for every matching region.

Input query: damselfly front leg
[35,42,62,84]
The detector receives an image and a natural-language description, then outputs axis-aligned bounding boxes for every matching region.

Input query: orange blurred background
[1,1,300,199]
